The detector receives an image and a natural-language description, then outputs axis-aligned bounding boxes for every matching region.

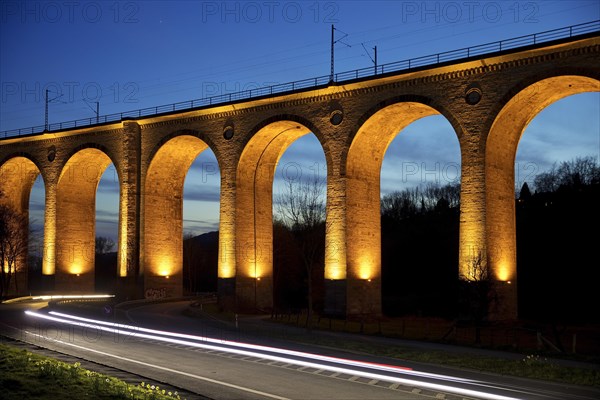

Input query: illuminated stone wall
[235,121,309,310]
[0,124,139,295]
[143,135,209,298]
[55,148,112,292]
[0,35,597,318]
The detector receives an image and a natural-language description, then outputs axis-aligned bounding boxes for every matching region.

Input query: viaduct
[1,23,599,319]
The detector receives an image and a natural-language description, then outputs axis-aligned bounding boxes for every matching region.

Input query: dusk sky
[1,1,598,241]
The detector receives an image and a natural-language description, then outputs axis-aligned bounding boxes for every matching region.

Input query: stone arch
[0,155,42,295]
[55,146,118,292]
[482,67,600,147]
[0,154,42,213]
[242,115,332,164]
[143,133,219,298]
[146,130,222,168]
[344,95,463,174]
[485,74,600,318]
[346,99,461,315]
[236,117,327,310]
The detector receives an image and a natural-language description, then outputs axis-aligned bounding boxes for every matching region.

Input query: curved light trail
[24,309,525,400]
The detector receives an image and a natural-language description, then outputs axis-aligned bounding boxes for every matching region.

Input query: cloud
[274,135,328,189]
[97,178,120,193]
[29,200,46,212]
[182,218,219,235]
[96,208,119,218]
[518,92,600,176]
[380,118,460,193]
[280,135,326,159]
[94,208,120,241]
[187,159,220,177]
[183,184,220,202]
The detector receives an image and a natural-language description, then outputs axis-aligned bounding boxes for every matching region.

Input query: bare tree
[381,182,460,221]
[534,156,600,192]
[274,174,326,326]
[95,236,115,254]
[458,249,498,332]
[555,156,600,187]
[275,175,326,230]
[0,204,28,298]
[381,188,419,220]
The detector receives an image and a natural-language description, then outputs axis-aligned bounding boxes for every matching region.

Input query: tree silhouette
[534,156,600,192]
[455,248,500,345]
[183,232,199,293]
[381,183,460,221]
[519,182,532,201]
[380,182,460,317]
[0,204,28,298]
[95,236,115,254]
[274,174,326,326]
[518,156,600,323]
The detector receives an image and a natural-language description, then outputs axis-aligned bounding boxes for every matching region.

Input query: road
[1,299,598,400]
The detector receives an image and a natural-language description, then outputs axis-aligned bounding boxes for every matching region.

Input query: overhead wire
[1,1,596,129]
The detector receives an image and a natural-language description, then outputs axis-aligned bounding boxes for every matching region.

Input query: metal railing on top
[1,20,598,139]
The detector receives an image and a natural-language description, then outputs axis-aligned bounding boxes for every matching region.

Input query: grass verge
[0,343,185,400]
[278,332,600,387]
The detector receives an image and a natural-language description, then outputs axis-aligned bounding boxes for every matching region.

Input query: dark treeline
[84,156,597,322]
[380,183,461,318]
[381,183,460,219]
[518,156,600,323]
[381,156,600,322]
[273,220,325,313]
[270,181,462,316]
[182,231,219,294]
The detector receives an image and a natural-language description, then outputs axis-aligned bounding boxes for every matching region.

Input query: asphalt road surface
[1,299,598,400]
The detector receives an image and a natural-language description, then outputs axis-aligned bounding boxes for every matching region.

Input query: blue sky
[1,1,598,240]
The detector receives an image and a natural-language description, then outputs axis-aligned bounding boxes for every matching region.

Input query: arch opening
[347,101,460,316]
[486,75,600,319]
[94,164,120,293]
[28,174,45,292]
[380,115,461,318]
[516,92,600,323]
[182,149,221,295]
[272,134,327,316]
[56,148,117,293]
[144,135,219,299]
[236,120,318,311]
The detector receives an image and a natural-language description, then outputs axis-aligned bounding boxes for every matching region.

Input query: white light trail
[21,326,290,400]
[26,310,523,400]
[49,311,433,378]
[2,294,114,304]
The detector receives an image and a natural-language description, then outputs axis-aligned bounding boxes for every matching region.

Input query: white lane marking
[21,328,291,400]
